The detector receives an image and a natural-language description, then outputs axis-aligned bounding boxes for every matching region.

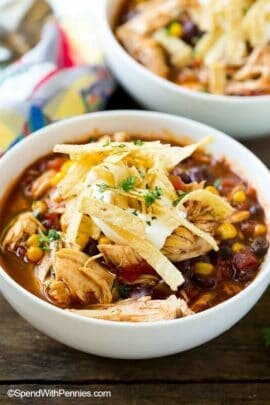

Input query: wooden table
[1,88,270,404]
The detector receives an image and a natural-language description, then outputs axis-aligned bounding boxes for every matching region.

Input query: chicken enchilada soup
[0,133,268,322]
[116,0,270,96]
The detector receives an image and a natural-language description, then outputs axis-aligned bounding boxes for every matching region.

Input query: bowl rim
[102,0,270,105]
[0,110,269,329]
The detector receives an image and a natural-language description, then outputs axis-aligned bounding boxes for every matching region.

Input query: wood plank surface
[0,87,270,404]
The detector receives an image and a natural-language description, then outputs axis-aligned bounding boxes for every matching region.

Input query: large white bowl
[0,111,269,359]
[101,0,270,139]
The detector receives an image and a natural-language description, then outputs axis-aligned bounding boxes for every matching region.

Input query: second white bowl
[101,0,270,139]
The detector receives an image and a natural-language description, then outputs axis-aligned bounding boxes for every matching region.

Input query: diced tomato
[46,158,66,171]
[118,261,156,283]
[42,212,61,230]
[169,175,186,191]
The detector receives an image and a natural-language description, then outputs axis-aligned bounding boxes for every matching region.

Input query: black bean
[180,172,192,184]
[192,274,217,289]
[251,237,269,258]
[129,285,153,299]
[220,245,233,260]
[249,203,263,217]
[188,167,207,182]
[181,18,202,45]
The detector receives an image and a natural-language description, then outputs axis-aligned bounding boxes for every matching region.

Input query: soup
[0,132,268,322]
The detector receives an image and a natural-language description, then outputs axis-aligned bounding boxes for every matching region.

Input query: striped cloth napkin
[0,15,114,156]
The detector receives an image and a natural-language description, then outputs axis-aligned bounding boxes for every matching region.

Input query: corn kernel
[217,223,237,240]
[32,200,47,214]
[232,190,246,204]
[26,234,39,248]
[27,246,43,262]
[232,242,245,253]
[61,160,73,173]
[206,186,219,195]
[51,171,65,187]
[194,262,214,276]
[168,22,183,37]
[99,236,111,244]
[254,224,267,237]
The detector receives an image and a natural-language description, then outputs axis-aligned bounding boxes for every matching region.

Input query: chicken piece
[69,295,193,322]
[185,200,218,233]
[46,280,72,308]
[31,170,56,199]
[190,292,215,312]
[119,0,183,36]
[1,212,43,251]
[162,226,211,262]
[228,45,270,95]
[54,249,115,305]
[117,29,169,77]
[98,244,142,267]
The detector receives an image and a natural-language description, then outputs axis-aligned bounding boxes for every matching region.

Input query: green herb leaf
[119,176,138,192]
[97,183,110,193]
[118,284,130,299]
[38,229,60,251]
[133,139,144,146]
[88,137,97,143]
[146,220,152,226]
[113,143,126,148]
[144,187,163,207]
[102,140,111,147]
[214,178,221,189]
[172,191,188,207]
[132,210,138,216]
[262,328,270,347]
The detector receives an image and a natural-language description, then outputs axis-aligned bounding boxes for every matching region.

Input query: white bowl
[0,111,269,359]
[101,0,270,139]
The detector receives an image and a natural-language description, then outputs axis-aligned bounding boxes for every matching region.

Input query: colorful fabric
[0,20,115,156]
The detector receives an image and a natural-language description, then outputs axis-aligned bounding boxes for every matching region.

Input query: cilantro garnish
[132,210,138,216]
[146,220,152,226]
[118,284,130,299]
[133,139,144,146]
[38,229,60,251]
[214,178,221,189]
[172,191,188,207]
[97,183,110,193]
[113,143,126,148]
[144,187,163,207]
[262,328,270,347]
[88,137,97,143]
[119,176,138,192]
[102,139,111,147]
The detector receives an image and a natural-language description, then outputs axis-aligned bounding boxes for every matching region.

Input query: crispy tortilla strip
[57,158,93,199]
[109,225,184,291]
[66,211,100,248]
[180,189,234,218]
[80,197,146,237]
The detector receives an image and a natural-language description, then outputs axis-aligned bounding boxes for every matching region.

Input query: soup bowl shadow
[0,110,269,359]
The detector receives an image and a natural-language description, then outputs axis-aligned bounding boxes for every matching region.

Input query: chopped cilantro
[137,168,145,179]
[146,220,152,226]
[214,178,221,189]
[38,229,60,251]
[97,183,110,193]
[119,284,130,299]
[262,328,270,347]
[133,139,144,146]
[132,210,138,216]
[151,216,157,220]
[172,191,188,207]
[119,176,138,192]
[113,143,126,148]
[144,187,163,207]
[102,139,111,147]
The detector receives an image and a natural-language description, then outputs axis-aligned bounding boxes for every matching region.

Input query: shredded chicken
[116,29,169,77]
[1,212,43,251]
[31,170,56,199]
[69,295,193,322]
[53,249,115,305]
[98,244,142,267]
[162,226,211,261]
